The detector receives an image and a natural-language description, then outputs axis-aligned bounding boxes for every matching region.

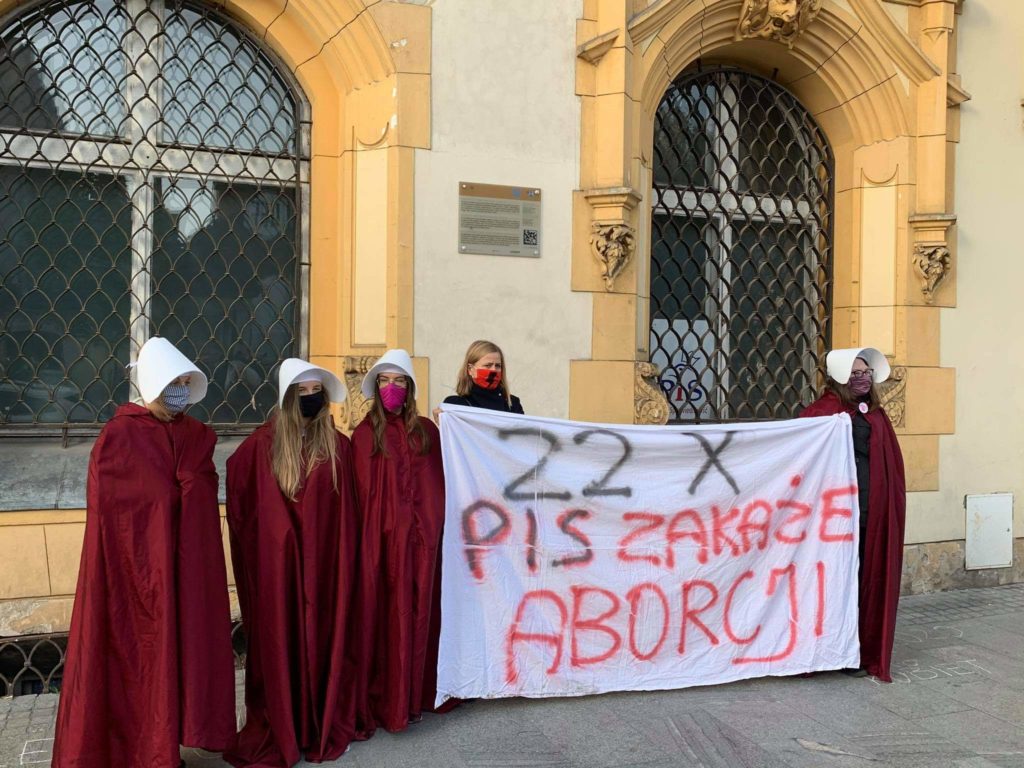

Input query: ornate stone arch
[571,0,960,491]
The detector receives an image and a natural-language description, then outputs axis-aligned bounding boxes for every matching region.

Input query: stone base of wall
[0,596,73,636]
[902,538,1024,595]
[1,588,241,637]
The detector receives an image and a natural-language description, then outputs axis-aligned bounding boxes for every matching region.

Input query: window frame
[0,0,312,438]
[649,67,834,424]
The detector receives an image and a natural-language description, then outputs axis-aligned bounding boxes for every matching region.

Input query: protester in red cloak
[225,358,358,768]
[351,348,446,735]
[52,337,235,768]
[800,346,906,682]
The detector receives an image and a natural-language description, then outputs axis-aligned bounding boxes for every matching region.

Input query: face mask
[472,368,502,390]
[161,383,190,414]
[380,382,407,413]
[299,390,326,418]
[848,376,872,396]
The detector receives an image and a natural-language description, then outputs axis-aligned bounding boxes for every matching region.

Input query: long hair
[271,384,339,501]
[454,339,513,408]
[824,357,881,412]
[369,378,432,457]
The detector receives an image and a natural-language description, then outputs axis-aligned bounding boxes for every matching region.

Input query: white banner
[436,405,860,703]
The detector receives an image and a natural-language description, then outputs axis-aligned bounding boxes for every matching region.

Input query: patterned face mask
[161,383,191,413]
[848,376,872,396]
[379,382,407,413]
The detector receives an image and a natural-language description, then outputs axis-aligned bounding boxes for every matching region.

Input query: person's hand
[432,406,442,424]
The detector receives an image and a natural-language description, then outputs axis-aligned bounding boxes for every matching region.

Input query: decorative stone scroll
[909,213,956,305]
[735,0,823,48]
[879,365,907,428]
[338,355,378,431]
[590,222,637,292]
[912,243,951,304]
[582,186,642,292]
[634,361,671,425]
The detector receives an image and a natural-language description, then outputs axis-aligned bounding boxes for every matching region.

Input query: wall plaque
[458,182,541,257]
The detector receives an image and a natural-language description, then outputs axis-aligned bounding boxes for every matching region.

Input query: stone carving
[634,362,671,425]
[736,0,823,47]
[912,243,951,304]
[590,222,636,291]
[879,365,907,428]
[338,355,378,431]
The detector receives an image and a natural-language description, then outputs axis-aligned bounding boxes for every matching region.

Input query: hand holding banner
[436,405,860,704]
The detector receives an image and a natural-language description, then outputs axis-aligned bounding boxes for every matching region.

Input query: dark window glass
[0,167,131,424]
[151,178,298,425]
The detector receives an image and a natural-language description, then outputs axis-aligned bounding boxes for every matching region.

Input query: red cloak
[351,413,446,735]
[800,391,906,682]
[224,420,358,767]
[52,404,235,768]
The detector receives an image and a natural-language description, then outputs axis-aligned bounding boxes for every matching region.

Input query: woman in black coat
[443,339,523,413]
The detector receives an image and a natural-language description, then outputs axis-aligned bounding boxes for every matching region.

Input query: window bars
[650,68,833,423]
[0,0,310,433]
[0,621,247,697]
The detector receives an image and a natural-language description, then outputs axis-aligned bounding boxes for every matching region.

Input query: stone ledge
[902,538,1024,595]
[0,436,245,512]
[0,588,241,637]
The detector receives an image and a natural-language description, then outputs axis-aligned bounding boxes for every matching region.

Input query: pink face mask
[848,376,872,396]
[379,382,407,413]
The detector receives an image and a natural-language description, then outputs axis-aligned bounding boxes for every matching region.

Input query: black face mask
[298,390,326,418]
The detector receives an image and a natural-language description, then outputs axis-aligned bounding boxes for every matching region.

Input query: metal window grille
[0,621,247,696]
[650,68,833,423]
[0,0,311,434]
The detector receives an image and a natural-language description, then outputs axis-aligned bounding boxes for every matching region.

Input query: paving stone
[661,710,789,768]
[916,709,1024,754]
[9,696,37,711]
[917,679,1024,726]
[952,758,1016,768]
[869,680,974,719]
[786,689,924,736]
[977,612,1024,633]
[843,731,975,766]
[917,645,1024,692]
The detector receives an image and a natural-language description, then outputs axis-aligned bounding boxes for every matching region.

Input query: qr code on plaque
[522,229,539,246]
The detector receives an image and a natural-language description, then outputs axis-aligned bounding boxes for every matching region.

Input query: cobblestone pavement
[3,583,1023,767]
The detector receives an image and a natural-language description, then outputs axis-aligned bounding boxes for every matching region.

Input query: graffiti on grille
[658,351,708,412]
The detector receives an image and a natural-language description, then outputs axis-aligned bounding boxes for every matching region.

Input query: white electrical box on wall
[965,493,1014,570]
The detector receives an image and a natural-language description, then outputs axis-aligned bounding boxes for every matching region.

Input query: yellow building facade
[0,0,1021,639]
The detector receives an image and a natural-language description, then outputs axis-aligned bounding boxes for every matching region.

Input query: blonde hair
[271,385,339,501]
[455,339,512,408]
[369,378,432,457]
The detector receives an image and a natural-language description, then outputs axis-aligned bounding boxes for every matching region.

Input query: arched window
[650,68,833,423]
[0,0,308,431]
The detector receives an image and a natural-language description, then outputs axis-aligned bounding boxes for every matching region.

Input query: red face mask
[472,367,502,390]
